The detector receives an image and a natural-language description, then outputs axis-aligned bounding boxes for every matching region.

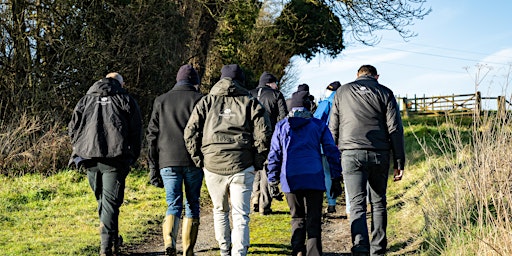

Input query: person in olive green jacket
[184,64,272,256]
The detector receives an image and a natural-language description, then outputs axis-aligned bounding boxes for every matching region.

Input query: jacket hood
[87,78,127,96]
[209,77,250,97]
[288,110,313,130]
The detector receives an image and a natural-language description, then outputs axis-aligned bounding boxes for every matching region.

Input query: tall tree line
[0,0,430,121]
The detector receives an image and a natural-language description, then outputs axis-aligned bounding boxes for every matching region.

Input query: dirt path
[123,204,353,256]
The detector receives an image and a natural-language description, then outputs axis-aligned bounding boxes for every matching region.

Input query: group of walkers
[68,63,405,256]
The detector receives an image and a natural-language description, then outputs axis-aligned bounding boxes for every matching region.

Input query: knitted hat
[289,91,311,110]
[220,64,245,84]
[297,83,309,92]
[176,64,200,86]
[327,81,341,91]
[258,71,277,87]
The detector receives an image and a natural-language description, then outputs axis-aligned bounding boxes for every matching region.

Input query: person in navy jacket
[267,90,342,256]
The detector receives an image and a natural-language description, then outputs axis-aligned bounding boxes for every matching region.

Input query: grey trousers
[342,150,390,256]
[251,168,272,213]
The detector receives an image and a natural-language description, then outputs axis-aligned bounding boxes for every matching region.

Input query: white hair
[106,72,124,86]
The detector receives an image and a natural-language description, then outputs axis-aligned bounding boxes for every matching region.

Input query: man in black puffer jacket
[69,72,142,256]
[249,71,288,215]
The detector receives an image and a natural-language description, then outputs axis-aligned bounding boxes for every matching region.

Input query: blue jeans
[342,150,390,256]
[160,166,204,218]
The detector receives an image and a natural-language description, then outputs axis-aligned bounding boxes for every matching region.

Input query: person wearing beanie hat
[147,64,204,256]
[249,71,288,215]
[289,90,312,111]
[185,64,272,256]
[326,81,341,92]
[297,83,309,92]
[220,64,246,85]
[314,80,344,216]
[286,83,316,111]
[267,87,341,256]
[69,72,142,256]
[176,64,200,86]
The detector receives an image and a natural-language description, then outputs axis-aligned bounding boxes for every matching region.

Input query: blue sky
[295,0,512,108]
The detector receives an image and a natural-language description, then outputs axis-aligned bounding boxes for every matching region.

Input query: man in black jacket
[69,72,142,256]
[146,64,204,256]
[328,65,405,256]
[249,71,287,215]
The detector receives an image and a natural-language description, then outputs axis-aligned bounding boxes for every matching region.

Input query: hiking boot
[326,205,336,214]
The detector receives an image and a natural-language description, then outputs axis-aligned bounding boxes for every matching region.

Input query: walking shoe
[326,205,336,213]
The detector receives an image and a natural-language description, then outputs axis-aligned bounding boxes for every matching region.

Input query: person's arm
[146,99,160,171]
[385,93,405,181]
[184,98,207,168]
[276,92,288,121]
[251,99,273,170]
[146,99,163,187]
[328,93,340,145]
[321,126,342,180]
[266,123,283,184]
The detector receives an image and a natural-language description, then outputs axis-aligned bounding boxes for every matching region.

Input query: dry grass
[0,113,71,176]
[419,112,512,255]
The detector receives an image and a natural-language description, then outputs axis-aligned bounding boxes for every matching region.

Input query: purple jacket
[267,110,341,193]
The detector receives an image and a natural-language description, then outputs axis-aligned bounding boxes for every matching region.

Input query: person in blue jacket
[313,81,344,215]
[267,90,342,256]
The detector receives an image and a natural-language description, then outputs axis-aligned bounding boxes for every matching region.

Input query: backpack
[313,92,336,124]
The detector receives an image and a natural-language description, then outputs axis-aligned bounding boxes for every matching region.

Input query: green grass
[0,169,166,255]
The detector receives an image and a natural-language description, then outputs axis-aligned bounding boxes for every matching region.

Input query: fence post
[401,97,409,118]
[498,95,506,120]
[475,91,481,117]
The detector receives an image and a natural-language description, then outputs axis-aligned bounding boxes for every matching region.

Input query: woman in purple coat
[267,90,342,256]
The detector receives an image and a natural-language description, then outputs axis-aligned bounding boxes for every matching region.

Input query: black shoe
[326,205,336,213]
[253,204,259,213]
[261,209,272,215]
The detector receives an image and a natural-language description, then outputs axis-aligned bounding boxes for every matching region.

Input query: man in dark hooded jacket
[69,72,142,256]
[249,71,288,215]
[184,64,272,256]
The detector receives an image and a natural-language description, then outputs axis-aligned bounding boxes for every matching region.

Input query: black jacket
[328,76,405,168]
[68,78,142,165]
[249,85,288,128]
[146,84,203,171]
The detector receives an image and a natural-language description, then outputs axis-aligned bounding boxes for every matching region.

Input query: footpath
[124,204,353,256]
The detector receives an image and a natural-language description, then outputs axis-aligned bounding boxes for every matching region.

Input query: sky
[294,0,512,109]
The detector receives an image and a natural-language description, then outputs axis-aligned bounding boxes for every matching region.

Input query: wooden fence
[397,92,512,117]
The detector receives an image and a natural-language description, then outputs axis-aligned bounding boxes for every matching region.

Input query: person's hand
[330,177,343,198]
[268,182,283,201]
[393,168,404,182]
[149,169,164,188]
[254,153,267,170]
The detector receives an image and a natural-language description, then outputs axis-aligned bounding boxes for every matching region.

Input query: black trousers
[285,190,324,256]
[85,160,129,254]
